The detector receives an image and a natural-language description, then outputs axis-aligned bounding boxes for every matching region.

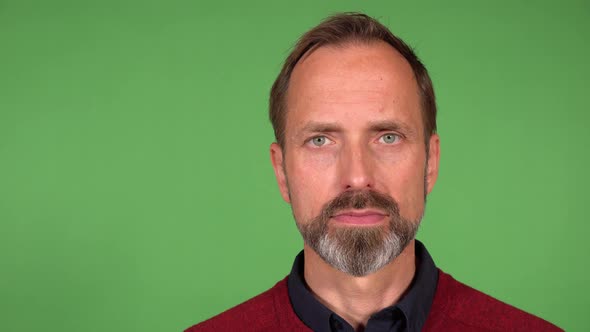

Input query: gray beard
[295,190,421,277]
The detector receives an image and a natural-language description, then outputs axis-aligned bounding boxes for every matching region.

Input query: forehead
[285,42,422,135]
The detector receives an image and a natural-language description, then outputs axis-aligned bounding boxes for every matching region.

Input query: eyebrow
[367,120,415,136]
[297,120,416,137]
[298,122,343,135]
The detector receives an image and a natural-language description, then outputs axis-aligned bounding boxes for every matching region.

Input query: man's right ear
[270,142,291,203]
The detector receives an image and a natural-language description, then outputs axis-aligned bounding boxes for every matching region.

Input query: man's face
[271,42,440,276]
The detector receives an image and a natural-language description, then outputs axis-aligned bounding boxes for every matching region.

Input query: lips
[331,210,388,225]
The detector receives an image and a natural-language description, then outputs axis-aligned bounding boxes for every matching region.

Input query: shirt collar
[287,239,438,332]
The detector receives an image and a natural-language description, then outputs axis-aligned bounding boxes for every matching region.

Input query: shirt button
[330,318,343,330]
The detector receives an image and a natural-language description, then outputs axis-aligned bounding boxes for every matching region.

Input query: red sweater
[187,270,561,332]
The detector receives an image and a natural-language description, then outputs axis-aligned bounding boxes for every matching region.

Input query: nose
[340,142,374,190]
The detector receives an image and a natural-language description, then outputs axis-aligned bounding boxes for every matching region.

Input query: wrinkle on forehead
[287,42,418,108]
[292,41,416,84]
[284,41,424,143]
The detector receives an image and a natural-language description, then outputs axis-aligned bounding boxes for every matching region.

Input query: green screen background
[1,0,588,331]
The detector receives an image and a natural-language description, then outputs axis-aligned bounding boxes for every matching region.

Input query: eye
[379,133,399,144]
[308,136,331,147]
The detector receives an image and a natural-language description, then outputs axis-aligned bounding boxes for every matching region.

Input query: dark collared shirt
[287,240,438,332]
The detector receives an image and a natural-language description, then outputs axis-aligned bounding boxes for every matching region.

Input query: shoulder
[425,269,562,332]
[184,278,288,332]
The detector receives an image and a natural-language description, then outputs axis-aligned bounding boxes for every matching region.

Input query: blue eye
[311,136,327,146]
[380,133,399,144]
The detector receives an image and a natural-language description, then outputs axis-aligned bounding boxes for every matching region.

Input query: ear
[426,134,440,195]
[270,142,291,203]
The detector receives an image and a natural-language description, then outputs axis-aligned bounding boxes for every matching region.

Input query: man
[187,13,561,332]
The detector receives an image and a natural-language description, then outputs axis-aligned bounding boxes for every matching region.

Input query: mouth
[331,210,388,225]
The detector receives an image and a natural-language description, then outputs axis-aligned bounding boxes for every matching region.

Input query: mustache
[318,189,400,221]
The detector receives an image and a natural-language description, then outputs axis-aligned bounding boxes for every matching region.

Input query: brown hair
[269,12,437,149]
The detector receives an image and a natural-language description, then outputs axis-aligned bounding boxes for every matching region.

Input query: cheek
[400,173,426,220]
[292,148,339,187]
[287,151,338,222]
[374,150,426,219]
[301,147,338,170]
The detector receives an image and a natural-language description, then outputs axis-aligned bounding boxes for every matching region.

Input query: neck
[303,240,416,331]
